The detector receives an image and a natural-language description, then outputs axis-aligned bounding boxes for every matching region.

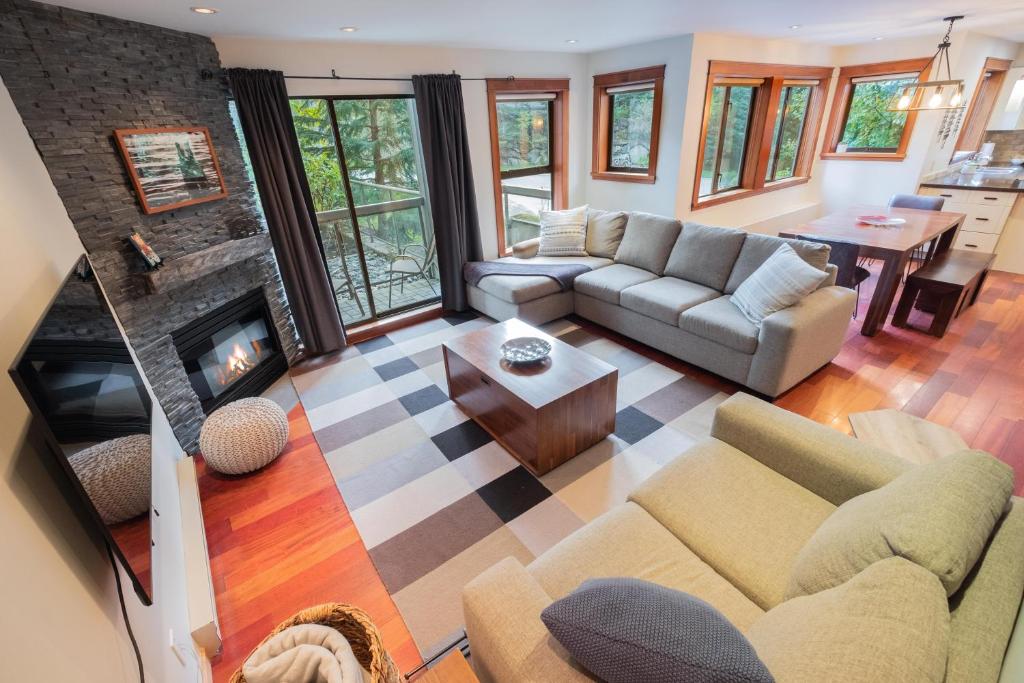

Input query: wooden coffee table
[442,319,618,475]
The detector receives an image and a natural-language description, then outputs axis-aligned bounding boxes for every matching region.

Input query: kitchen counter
[920,167,1024,193]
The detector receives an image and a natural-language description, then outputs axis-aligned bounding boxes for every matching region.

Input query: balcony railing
[314,180,439,324]
[501,182,551,246]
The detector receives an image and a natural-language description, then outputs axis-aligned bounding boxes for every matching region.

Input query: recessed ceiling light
[565,39,578,44]
[340,26,358,33]
[190,7,218,14]
[789,24,801,29]
[873,36,884,41]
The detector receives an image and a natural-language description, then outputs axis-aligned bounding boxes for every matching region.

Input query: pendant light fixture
[887,16,966,112]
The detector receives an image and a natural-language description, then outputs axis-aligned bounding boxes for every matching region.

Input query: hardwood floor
[195,268,1024,682]
[575,267,1024,494]
[196,405,422,682]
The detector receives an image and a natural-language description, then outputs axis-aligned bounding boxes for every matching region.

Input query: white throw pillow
[730,243,828,324]
[537,205,589,257]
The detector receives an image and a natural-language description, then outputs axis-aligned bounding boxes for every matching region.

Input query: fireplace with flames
[172,289,288,415]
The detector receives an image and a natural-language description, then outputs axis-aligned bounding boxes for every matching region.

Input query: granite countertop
[920,166,1024,193]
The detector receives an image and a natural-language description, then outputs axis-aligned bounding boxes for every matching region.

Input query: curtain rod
[203,68,515,82]
[282,69,511,82]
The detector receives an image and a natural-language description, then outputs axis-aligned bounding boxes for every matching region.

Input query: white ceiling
[39,0,1024,52]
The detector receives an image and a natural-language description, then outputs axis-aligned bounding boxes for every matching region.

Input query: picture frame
[114,126,228,214]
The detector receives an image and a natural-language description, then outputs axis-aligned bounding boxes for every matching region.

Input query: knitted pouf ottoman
[68,433,152,525]
[200,397,289,475]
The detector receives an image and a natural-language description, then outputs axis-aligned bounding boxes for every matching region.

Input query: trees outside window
[608,88,655,171]
[494,98,553,247]
[289,96,438,326]
[821,58,932,161]
[691,62,831,210]
[486,78,569,255]
[766,84,812,181]
[592,65,664,183]
[838,77,916,152]
[699,83,756,196]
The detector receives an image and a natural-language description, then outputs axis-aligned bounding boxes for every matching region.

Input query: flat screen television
[9,255,153,604]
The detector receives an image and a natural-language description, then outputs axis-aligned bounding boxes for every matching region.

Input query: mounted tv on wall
[9,255,154,604]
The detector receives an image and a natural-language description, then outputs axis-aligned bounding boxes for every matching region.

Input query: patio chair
[387,237,438,307]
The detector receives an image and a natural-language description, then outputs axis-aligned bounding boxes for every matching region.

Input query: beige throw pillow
[749,557,950,683]
[786,449,1014,600]
[585,209,628,258]
[537,205,588,257]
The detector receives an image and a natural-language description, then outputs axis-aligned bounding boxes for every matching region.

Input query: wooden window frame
[955,57,1014,153]
[486,78,570,256]
[691,61,832,211]
[591,65,665,184]
[820,57,932,162]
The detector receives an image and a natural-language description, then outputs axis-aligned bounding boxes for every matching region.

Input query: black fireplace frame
[171,288,288,415]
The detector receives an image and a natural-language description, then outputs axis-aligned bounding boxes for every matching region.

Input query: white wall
[215,37,589,259]
[583,35,693,217]
[0,76,200,683]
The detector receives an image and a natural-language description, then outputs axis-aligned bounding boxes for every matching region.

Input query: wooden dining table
[780,205,966,336]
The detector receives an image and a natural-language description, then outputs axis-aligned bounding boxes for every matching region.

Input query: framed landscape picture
[114,127,228,214]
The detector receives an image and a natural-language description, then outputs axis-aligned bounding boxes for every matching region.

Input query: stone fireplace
[0,0,302,451]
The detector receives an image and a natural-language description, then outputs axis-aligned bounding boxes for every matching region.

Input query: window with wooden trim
[592,65,665,183]
[692,61,832,210]
[486,79,569,255]
[820,58,932,161]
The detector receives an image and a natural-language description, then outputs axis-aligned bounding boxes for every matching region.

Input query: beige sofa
[463,394,1024,683]
[466,212,856,397]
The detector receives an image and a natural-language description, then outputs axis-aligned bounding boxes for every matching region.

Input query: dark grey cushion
[664,222,747,291]
[724,234,830,294]
[541,578,775,683]
[613,212,682,275]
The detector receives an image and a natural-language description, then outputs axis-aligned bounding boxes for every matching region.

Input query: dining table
[779,205,966,336]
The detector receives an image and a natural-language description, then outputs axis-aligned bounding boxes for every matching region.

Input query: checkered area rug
[291,312,731,657]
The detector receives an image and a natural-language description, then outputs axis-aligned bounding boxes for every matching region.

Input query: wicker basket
[229,603,401,683]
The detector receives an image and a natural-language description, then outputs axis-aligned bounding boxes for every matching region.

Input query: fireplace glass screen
[187,311,274,404]
[172,289,287,415]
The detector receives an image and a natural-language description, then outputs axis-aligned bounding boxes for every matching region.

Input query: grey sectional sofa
[466,211,856,397]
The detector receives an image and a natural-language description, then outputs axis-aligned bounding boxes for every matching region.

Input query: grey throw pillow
[664,222,747,291]
[541,578,775,683]
[613,212,681,275]
[724,234,830,294]
[586,209,629,258]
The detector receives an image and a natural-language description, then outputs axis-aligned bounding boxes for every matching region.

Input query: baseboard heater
[177,456,221,661]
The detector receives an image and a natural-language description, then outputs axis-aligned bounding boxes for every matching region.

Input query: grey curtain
[228,68,345,354]
[412,74,482,311]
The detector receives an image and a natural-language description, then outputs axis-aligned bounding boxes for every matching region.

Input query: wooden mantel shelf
[140,233,273,294]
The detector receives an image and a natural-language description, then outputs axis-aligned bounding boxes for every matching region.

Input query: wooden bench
[893,249,995,337]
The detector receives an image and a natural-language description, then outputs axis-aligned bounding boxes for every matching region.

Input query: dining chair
[888,194,946,280]
[797,236,870,319]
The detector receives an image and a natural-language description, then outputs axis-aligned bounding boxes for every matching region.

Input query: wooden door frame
[954,57,1014,153]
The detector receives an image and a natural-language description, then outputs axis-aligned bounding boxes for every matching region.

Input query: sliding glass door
[290,96,438,326]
